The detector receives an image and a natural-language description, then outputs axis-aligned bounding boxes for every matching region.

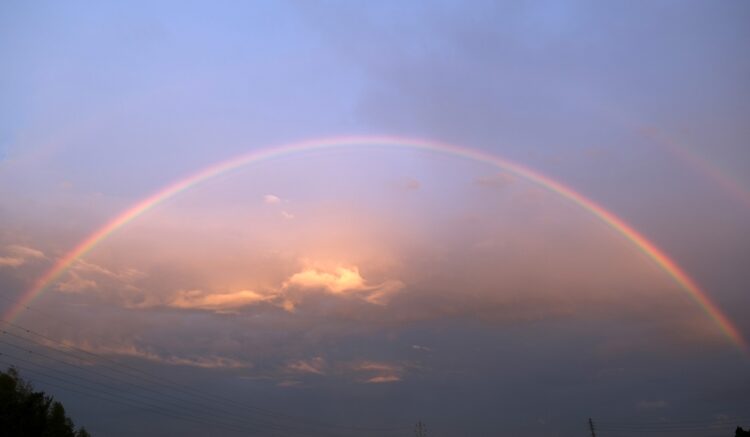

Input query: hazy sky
[1,1,749,436]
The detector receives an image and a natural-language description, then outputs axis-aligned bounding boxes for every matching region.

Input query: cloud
[68,341,248,369]
[264,194,282,204]
[362,279,404,305]
[168,289,274,311]
[0,245,45,268]
[261,194,294,219]
[283,266,405,305]
[55,259,145,294]
[286,357,326,375]
[366,375,400,383]
[285,267,367,294]
[0,257,25,267]
[351,361,404,383]
[56,271,98,293]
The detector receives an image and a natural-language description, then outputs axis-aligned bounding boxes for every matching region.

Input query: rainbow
[640,127,750,210]
[6,135,746,351]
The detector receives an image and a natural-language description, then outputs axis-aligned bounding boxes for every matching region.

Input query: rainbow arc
[6,136,745,352]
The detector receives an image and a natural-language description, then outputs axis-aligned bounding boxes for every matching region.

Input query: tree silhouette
[0,367,90,437]
[736,426,750,436]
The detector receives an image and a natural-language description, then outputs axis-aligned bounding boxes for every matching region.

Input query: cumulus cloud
[285,267,367,293]
[0,244,45,267]
[109,263,406,314]
[283,266,404,305]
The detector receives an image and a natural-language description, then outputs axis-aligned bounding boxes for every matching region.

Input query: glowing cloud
[283,266,404,305]
[285,267,367,294]
[168,289,272,311]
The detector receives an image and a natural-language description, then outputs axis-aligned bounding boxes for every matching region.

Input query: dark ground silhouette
[0,367,90,437]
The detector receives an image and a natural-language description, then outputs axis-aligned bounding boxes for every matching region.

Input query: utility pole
[415,420,426,437]
[588,418,597,437]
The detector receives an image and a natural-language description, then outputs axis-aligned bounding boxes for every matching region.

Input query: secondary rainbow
[6,135,746,351]
[642,127,750,210]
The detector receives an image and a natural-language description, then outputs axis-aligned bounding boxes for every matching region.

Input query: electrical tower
[588,418,597,437]
[415,420,427,437]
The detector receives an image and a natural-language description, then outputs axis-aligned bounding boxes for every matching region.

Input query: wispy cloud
[286,357,326,375]
[351,361,404,384]
[0,245,45,268]
[263,194,282,204]
[56,271,98,293]
[365,375,400,383]
[168,289,274,311]
[55,259,144,294]
[74,342,249,369]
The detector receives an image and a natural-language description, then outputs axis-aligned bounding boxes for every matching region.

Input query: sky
[1,1,749,436]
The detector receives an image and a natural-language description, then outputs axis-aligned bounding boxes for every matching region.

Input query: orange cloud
[168,289,273,311]
[285,266,366,293]
[283,266,404,304]
[366,375,401,383]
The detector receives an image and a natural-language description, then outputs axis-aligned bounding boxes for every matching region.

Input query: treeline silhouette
[0,367,90,437]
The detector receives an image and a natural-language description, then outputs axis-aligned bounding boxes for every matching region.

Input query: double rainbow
[6,135,746,351]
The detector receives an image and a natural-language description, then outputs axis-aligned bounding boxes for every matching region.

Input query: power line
[0,347,301,436]
[0,333,284,433]
[0,313,410,435]
[0,304,410,434]
[0,357,262,436]
[593,416,749,435]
